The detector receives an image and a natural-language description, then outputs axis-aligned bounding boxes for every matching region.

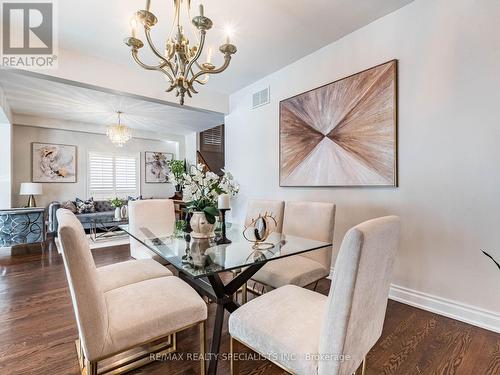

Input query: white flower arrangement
[169,164,239,223]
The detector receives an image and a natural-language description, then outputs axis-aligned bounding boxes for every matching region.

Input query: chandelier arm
[184,31,206,79]
[189,55,232,84]
[190,65,209,85]
[132,51,175,82]
[144,28,176,76]
[194,78,208,85]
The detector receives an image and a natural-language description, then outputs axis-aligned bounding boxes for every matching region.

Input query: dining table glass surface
[119,224,332,279]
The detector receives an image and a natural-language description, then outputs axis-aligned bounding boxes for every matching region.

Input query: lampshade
[19,183,43,196]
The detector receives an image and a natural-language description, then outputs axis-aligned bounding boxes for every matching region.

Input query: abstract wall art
[32,143,77,183]
[145,151,174,183]
[279,60,398,187]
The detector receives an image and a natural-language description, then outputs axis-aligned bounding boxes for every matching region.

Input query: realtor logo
[1,0,58,68]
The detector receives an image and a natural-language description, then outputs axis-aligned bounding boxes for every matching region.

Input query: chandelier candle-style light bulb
[202,46,215,71]
[124,0,237,105]
[130,17,138,38]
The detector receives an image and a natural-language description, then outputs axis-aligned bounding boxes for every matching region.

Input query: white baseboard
[389,284,500,333]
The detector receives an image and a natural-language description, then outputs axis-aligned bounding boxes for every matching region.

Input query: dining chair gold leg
[79,340,84,363]
[85,359,98,375]
[200,321,206,375]
[75,338,84,370]
[354,356,367,375]
[230,337,239,375]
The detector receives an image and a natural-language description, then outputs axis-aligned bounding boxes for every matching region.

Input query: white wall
[185,132,199,167]
[225,0,500,331]
[0,122,12,209]
[12,125,178,207]
[0,87,13,209]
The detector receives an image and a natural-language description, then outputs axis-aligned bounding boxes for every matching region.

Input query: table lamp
[19,183,43,207]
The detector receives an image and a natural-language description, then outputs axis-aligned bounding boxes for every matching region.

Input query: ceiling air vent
[252,87,270,109]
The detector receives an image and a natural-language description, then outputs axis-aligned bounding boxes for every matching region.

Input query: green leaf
[213,185,224,195]
[204,213,215,224]
[204,205,219,216]
[203,206,219,224]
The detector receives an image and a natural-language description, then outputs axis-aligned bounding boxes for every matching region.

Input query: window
[88,152,139,199]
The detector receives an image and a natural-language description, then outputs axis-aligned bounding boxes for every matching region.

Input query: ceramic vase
[190,211,215,239]
[114,207,122,220]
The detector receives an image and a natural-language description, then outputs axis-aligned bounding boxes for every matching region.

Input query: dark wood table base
[180,263,266,375]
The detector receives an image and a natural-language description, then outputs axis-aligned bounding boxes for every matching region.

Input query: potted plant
[167,159,186,196]
[109,197,126,220]
[170,164,239,239]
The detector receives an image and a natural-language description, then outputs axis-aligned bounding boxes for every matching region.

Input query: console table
[0,208,46,247]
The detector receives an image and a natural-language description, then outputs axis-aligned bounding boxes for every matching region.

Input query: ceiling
[1,1,414,135]
[58,0,414,95]
[0,71,224,136]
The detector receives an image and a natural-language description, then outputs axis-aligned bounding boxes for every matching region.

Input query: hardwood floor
[0,241,498,375]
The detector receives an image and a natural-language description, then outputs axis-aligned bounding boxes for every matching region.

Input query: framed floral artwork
[145,151,174,183]
[32,142,77,183]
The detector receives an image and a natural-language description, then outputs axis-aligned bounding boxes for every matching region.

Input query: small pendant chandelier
[124,0,237,105]
[107,111,132,147]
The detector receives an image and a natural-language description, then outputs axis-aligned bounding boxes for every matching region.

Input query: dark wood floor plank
[0,240,498,375]
[431,324,472,375]
[396,317,462,375]
[378,316,438,374]
[485,339,500,375]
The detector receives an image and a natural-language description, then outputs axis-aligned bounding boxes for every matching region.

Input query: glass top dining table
[119,223,332,375]
[119,224,332,279]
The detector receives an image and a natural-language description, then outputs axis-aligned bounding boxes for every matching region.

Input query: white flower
[180,165,239,206]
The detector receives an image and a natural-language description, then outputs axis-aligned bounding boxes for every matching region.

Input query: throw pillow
[127,195,143,201]
[75,197,96,214]
[62,200,77,213]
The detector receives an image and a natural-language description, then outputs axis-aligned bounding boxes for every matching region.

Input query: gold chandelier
[124,0,237,105]
[107,111,132,147]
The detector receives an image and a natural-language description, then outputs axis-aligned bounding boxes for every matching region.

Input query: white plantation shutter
[89,153,114,193]
[115,156,137,192]
[202,126,222,146]
[88,152,139,199]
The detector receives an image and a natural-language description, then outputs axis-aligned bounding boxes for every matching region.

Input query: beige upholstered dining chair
[247,201,336,298]
[229,216,400,375]
[57,209,207,375]
[128,199,175,264]
[245,199,285,233]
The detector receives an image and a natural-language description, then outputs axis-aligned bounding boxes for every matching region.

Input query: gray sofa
[48,200,116,235]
